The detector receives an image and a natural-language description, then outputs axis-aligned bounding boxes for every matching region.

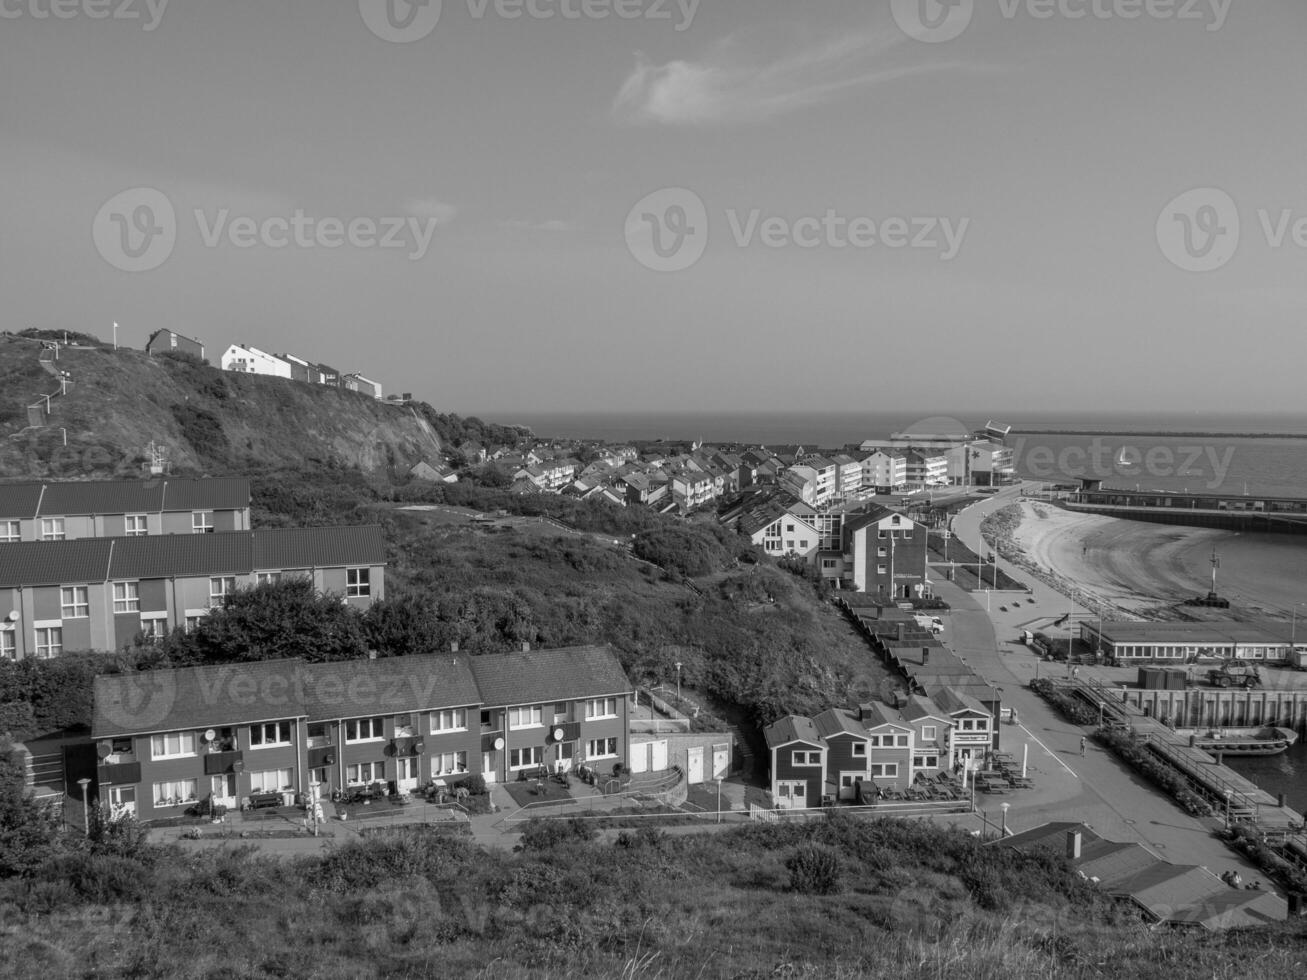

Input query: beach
[996,500,1307,619]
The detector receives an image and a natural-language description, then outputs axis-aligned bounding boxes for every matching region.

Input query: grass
[503,776,578,809]
[684,784,733,812]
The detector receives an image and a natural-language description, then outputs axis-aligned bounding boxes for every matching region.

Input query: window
[877,565,887,575]
[480,710,494,729]
[256,572,281,586]
[586,738,618,760]
[896,735,909,748]
[792,750,821,766]
[509,706,543,730]
[125,515,148,537]
[585,698,617,720]
[60,587,89,619]
[192,512,214,534]
[40,518,65,541]
[393,714,415,737]
[153,778,198,807]
[184,615,203,634]
[0,629,13,661]
[431,751,468,777]
[786,524,795,533]
[786,539,795,550]
[851,742,867,757]
[0,521,19,543]
[151,731,196,760]
[871,763,899,778]
[345,718,384,742]
[250,721,292,748]
[346,568,371,598]
[141,616,168,643]
[431,709,467,733]
[113,581,140,614]
[509,746,544,770]
[777,781,806,801]
[249,769,294,793]
[914,755,940,769]
[209,577,236,609]
[799,539,809,548]
[35,627,61,659]
[877,547,887,558]
[922,726,937,742]
[346,762,385,785]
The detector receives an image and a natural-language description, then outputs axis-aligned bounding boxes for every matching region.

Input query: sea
[501,410,1307,499]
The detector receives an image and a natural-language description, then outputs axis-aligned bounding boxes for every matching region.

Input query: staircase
[11,343,74,439]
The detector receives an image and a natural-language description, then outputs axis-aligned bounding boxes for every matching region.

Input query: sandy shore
[999,501,1307,619]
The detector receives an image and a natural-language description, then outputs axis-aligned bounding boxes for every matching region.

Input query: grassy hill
[0,334,460,478]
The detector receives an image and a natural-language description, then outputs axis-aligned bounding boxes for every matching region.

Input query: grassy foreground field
[6,816,1304,980]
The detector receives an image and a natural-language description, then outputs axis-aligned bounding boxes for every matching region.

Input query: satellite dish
[553,728,565,741]
[493,737,505,751]
[97,740,112,759]
[203,729,217,742]
[5,611,17,622]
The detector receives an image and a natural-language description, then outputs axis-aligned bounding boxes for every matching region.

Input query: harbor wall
[1118,687,1307,730]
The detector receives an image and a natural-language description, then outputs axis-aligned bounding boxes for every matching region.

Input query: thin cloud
[407,198,459,224]
[614,31,977,126]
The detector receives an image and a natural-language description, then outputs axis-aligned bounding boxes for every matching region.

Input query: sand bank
[997,501,1307,619]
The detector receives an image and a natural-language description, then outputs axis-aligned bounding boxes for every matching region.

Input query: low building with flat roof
[1083,620,1303,665]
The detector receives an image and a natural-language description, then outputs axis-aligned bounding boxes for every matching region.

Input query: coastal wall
[1119,687,1307,730]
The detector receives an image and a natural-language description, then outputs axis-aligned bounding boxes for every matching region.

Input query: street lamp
[1000,801,1011,838]
[77,777,91,836]
[717,778,723,824]
[1098,702,1106,727]
[675,662,682,703]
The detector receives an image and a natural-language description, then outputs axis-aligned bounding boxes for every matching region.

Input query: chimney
[522,642,531,652]
[1066,830,1082,861]
[450,641,459,653]
[922,648,930,666]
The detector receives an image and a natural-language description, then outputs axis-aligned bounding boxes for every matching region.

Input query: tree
[179,578,370,663]
[363,593,442,658]
[0,741,64,877]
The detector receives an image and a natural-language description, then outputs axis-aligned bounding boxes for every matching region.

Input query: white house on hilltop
[220,344,291,378]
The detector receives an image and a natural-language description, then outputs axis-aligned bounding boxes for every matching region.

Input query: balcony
[203,751,243,775]
[98,762,141,784]
[307,735,334,750]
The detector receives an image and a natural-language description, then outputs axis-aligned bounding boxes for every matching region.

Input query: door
[649,740,668,772]
[108,786,136,820]
[687,746,704,785]
[629,743,649,774]
[839,773,861,801]
[554,742,574,773]
[481,752,497,784]
[777,780,806,810]
[712,744,729,781]
[396,757,419,793]
[210,774,236,809]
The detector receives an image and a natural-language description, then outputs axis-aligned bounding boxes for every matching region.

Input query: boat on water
[1175,726,1300,756]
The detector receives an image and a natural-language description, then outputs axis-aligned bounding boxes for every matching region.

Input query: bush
[785,842,842,895]
[465,773,488,796]
[1028,679,1099,726]
[514,817,598,853]
[1095,727,1213,818]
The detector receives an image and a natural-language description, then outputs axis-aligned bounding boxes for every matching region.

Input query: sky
[1,0,1304,419]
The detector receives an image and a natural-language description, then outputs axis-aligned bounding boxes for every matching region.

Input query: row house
[0,525,386,660]
[842,508,930,598]
[343,373,384,400]
[516,459,578,492]
[780,465,820,506]
[221,344,292,379]
[90,644,632,822]
[765,691,981,809]
[622,472,668,508]
[0,478,251,543]
[144,330,205,361]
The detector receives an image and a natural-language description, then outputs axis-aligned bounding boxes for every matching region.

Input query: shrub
[785,842,843,895]
[514,817,598,853]
[465,773,488,796]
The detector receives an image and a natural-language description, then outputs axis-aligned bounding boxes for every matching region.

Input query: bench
[248,792,282,810]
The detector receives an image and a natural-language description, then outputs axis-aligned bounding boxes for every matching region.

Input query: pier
[1064,488,1307,534]
[1051,677,1302,829]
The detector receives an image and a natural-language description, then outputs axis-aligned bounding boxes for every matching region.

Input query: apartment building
[860,450,908,494]
[0,478,251,543]
[220,344,292,378]
[144,330,205,361]
[90,644,632,821]
[841,508,929,598]
[0,525,387,659]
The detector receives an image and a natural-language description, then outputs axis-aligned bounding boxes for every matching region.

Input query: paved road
[930,489,1269,884]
